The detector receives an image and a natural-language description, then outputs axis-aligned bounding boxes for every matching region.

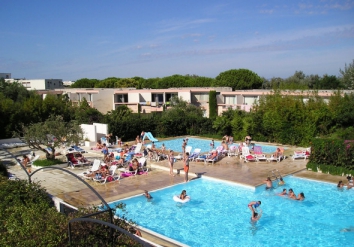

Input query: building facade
[57,87,352,117]
[5,78,64,90]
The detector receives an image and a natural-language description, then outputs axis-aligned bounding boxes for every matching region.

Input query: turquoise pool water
[112,177,354,246]
[154,137,278,153]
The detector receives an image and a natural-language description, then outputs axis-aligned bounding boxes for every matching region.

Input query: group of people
[278,188,305,200]
[264,176,305,200]
[337,176,353,190]
[223,135,234,144]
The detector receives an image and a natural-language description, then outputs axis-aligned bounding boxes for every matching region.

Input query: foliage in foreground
[0,176,68,246]
[0,170,142,246]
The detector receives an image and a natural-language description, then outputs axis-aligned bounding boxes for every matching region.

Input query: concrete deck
[2,143,347,247]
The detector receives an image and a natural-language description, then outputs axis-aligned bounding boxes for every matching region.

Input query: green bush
[33,159,65,167]
[307,138,354,176]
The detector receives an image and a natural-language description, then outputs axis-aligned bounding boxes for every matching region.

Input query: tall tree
[215,69,263,90]
[339,59,354,89]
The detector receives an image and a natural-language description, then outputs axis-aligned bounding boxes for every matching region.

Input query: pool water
[112,177,354,246]
[154,137,278,153]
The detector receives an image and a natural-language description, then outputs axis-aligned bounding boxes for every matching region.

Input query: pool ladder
[269,169,282,181]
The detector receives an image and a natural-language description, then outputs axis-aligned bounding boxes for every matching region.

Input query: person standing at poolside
[184,152,190,182]
[21,155,31,174]
[210,140,215,151]
[182,139,187,154]
[168,150,175,176]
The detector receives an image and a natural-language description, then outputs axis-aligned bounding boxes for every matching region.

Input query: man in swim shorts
[248,201,261,214]
[264,177,273,190]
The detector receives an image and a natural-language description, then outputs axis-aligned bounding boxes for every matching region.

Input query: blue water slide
[144,132,158,142]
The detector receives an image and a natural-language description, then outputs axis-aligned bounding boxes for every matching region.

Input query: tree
[74,98,103,124]
[339,59,354,89]
[21,115,83,159]
[70,78,99,88]
[215,69,263,90]
[209,91,217,119]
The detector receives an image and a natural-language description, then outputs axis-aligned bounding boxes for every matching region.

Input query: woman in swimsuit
[184,152,190,182]
[168,150,175,176]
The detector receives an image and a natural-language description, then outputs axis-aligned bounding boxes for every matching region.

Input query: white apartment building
[5,78,64,90]
[0,73,11,79]
[56,87,353,117]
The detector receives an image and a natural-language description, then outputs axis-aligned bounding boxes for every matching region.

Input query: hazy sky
[1,0,354,81]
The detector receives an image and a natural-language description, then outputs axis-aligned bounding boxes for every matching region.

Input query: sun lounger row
[77,157,149,184]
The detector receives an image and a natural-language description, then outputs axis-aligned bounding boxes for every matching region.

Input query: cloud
[157,18,215,34]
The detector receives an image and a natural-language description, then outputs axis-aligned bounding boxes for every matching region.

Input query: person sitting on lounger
[96,140,103,149]
[129,158,140,172]
[273,148,282,158]
[208,151,218,160]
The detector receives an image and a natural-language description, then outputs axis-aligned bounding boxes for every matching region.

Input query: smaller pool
[154,137,278,153]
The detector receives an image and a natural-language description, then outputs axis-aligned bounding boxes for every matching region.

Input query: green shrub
[307,138,354,176]
[0,162,9,177]
[33,159,65,167]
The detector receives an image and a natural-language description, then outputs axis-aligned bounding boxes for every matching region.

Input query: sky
[1,0,354,81]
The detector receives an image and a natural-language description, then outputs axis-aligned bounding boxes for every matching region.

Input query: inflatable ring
[173,195,190,203]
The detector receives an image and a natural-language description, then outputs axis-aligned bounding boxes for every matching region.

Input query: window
[166,93,177,102]
[244,96,258,105]
[194,93,209,101]
[224,96,236,105]
[152,93,163,103]
[116,94,128,103]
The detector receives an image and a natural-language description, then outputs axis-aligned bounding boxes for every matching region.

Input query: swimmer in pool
[248,201,261,214]
[296,192,305,201]
[278,188,287,196]
[265,177,273,190]
[143,190,153,200]
[180,190,187,200]
[278,177,285,186]
[288,188,297,199]
[251,209,263,222]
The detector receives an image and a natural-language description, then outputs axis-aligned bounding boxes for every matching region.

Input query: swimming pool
[112,177,354,246]
[154,137,278,153]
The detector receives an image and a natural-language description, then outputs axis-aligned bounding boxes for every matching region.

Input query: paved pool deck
[2,141,347,247]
